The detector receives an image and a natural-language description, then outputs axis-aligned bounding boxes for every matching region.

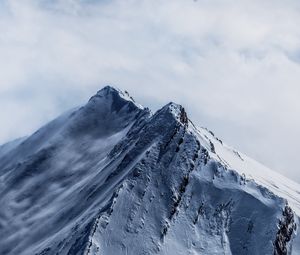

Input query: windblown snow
[0,86,300,255]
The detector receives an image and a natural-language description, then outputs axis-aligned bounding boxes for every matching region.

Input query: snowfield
[0,86,300,255]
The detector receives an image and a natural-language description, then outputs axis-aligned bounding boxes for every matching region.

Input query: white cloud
[0,0,300,181]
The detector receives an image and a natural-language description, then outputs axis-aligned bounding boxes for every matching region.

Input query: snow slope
[0,86,300,255]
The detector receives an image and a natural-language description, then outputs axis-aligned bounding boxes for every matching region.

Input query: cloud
[0,0,300,181]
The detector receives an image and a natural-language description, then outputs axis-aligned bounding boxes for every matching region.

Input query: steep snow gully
[1,86,300,255]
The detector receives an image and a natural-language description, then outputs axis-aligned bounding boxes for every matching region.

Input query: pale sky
[1,0,300,181]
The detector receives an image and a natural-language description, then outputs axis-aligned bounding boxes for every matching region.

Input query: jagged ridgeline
[0,86,300,255]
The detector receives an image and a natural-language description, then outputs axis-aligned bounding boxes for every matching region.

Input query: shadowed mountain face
[0,86,300,255]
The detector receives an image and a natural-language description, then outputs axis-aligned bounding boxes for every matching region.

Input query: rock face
[1,86,300,255]
[274,206,297,255]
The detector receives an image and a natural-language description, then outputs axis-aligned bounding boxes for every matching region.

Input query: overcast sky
[0,0,300,181]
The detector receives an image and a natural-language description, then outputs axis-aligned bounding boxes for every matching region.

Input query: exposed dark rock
[180,107,188,126]
[274,205,296,255]
[209,140,215,153]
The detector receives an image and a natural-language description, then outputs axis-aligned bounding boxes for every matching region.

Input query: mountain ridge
[0,86,300,255]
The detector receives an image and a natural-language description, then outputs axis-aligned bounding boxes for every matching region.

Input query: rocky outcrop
[274,205,297,255]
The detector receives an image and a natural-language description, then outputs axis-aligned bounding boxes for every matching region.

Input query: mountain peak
[158,102,189,126]
[96,85,119,96]
[91,85,143,110]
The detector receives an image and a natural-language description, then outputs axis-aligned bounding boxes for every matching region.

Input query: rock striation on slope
[0,86,300,255]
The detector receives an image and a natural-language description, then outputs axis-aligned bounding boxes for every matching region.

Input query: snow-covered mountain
[1,86,300,255]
